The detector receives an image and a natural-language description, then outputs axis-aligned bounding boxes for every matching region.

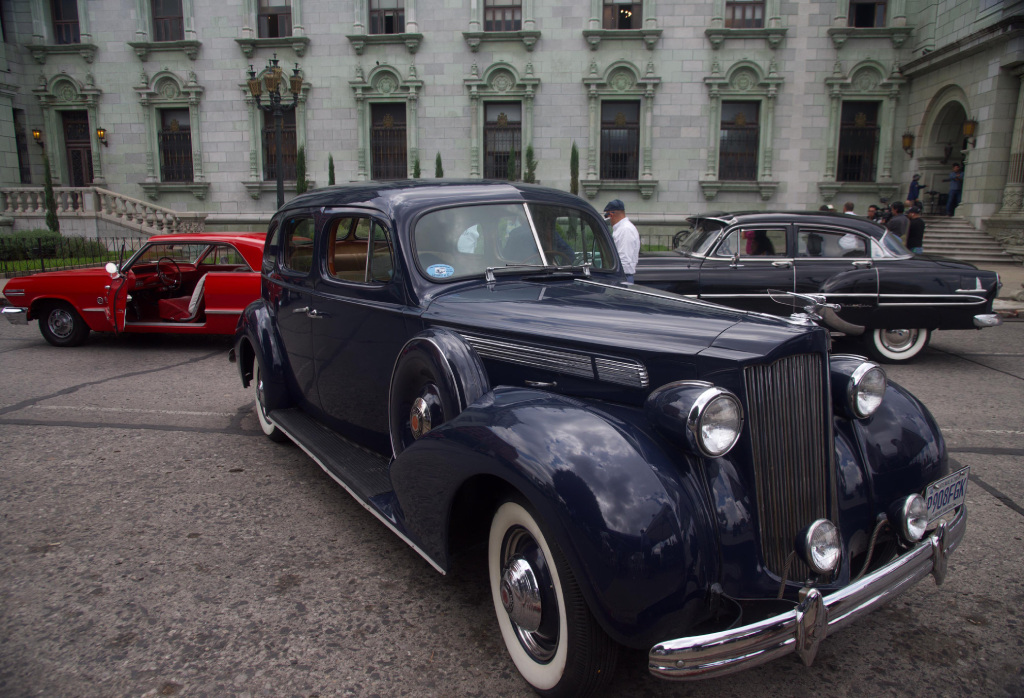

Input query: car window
[263,224,280,273]
[131,243,207,266]
[199,244,248,267]
[875,231,910,258]
[796,229,869,258]
[674,221,724,256]
[282,217,315,274]
[325,215,394,284]
[715,228,786,257]
[415,203,613,282]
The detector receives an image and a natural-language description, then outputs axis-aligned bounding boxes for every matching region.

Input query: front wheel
[864,327,930,363]
[38,302,89,347]
[489,500,617,697]
[254,362,287,443]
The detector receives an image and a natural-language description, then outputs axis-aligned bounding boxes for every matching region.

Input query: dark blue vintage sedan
[231,182,967,696]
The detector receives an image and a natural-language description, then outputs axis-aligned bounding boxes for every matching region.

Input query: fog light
[798,520,841,575]
[892,494,928,542]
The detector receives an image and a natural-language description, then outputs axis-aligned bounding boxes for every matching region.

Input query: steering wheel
[156,257,182,291]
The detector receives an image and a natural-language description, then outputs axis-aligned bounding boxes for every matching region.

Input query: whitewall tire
[488,500,616,697]
[865,328,930,363]
[254,362,287,443]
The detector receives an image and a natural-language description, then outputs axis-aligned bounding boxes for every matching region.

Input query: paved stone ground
[0,323,1021,698]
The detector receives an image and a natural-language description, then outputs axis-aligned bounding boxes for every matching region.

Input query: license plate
[925,467,970,523]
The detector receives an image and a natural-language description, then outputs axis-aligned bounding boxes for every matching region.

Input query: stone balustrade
[0,186,206,237]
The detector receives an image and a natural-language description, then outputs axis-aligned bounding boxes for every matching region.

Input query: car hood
[421,278,817,360]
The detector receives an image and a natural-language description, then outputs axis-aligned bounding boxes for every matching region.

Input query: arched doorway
[916,91,971,214]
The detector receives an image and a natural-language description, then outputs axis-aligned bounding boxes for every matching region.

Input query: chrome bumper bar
[2,306,28,325]
[649,505,967,680]
[974,313,1002,328]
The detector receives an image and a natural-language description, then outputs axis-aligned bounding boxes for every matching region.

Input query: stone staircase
[920,215,1015,265]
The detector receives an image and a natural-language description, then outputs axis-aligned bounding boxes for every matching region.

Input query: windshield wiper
[485,263,592,282]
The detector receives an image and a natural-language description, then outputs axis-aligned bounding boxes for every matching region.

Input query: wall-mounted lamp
[901,131,914,157]
[96,127,108,146]
[962,118,978,148]
[31,129,44,148]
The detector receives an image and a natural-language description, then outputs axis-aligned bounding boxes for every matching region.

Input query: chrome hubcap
[410,396,431,439]
[880,328,917,351]
[500,556,542,632]
[48,308,74,339]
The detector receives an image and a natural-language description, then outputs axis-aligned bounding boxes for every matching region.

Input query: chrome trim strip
[973,313,1002,328]
[3,289,26,296]
[650,505,966,680]
[594,356,650,388]
[879,300,985,307]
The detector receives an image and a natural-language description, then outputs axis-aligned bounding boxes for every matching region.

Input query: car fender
[389,386,719,648]
[234,299,289,409]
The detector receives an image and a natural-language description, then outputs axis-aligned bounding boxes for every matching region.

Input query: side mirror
[105,262,120,278]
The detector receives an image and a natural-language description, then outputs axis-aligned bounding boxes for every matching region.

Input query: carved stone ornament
[57,82,78,102]
[852,69,880,91]
[157,78,181,100]
[376,75,397,94]
[609,69,635,92]
[491,71,513,92]
[730,69,757,91]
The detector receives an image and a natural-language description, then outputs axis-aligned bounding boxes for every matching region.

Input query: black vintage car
[635,211,1002,362]
[232,182,966,696]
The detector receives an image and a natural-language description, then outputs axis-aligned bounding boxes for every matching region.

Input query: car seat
[158,274,207,322]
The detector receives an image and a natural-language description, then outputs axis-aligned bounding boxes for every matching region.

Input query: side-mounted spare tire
[388,327,490,456]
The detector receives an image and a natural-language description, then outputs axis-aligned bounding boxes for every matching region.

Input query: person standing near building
[843,201,856,215]
[867,204,882,223]
[603,199,640,284]
[907,174,922,207]
[945,163,963,216]
[886,201,909,243]
[906,206,925,254]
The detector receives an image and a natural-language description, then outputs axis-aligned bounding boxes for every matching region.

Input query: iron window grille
[51,0,81,44]
[602,0,642,29]
[600,101,640,181]
[725,0,764,28]
[370,0,405,34]
[370,103,407,180]
[848,0,886,27]
[262,110,297,182]
[152,0,185,41]
[719,101,760,181]
[484,104,522,180]
[159,109,194,182]
[484,0,522,31]
[258,0,292,37]
[837,101,879,182]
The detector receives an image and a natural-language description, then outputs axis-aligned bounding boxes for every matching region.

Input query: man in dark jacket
[886,201,909,243]
[906,206,925,254]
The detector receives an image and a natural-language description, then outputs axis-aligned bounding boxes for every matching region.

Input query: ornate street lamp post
[248,54,303,209]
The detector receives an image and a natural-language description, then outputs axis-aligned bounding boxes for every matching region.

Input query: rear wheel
[864,327,930,363]
[38,302,89,347]
[254,362,287,442]
[489,500,617,697]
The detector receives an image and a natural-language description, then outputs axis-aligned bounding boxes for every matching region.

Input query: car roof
[277,180,594,219]
[687,210,886,238]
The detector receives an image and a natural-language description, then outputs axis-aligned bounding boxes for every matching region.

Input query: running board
[267,408,447,575]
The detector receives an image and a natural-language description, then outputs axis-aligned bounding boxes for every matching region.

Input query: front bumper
[2,306,28,325]
[974,313,1002,328]
[649,504,967,680]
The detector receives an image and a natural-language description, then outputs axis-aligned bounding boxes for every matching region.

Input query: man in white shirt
[603,199,640,284]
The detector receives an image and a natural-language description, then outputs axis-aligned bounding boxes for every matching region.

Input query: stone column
[705,86,719,179]
[998,67,1024,215]
[642,85,654,180]
[468,88,480,177]
[586,86,598,179]
[761,86,777,180]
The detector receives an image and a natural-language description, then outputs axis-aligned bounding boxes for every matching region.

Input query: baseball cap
[603,199,625,213]
[908,206,921,214]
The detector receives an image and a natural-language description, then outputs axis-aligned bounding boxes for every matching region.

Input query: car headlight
[848,361,886,418]
[645,381,744,458]
[797,519,841,575]
[687,387,743,457]
[890,494,928,543]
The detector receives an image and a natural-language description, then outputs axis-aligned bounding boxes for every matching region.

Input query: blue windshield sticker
[427,264,455,278]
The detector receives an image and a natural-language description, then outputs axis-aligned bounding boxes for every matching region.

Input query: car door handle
[729,263,744,269]
[292,306,310,314]
[851,261,872,268]
[771,261,792,268]
[307,309,327,319]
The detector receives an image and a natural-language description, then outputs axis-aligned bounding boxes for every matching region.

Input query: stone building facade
[0,0,1021,239]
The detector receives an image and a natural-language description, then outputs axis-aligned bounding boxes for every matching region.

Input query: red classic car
[2,233,265,346]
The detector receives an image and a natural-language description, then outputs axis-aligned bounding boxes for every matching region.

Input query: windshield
[674,220,725,256]
[126,242,210,269]
[414,202,615,282]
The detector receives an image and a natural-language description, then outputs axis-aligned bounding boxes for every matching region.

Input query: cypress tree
[43,154,59,233]
[435,152,443,178]
[569,142,579,196]
[295,146,308,194]
[328,154,335,186]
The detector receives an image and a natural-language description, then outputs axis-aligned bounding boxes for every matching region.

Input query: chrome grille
[744,353,834,580]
